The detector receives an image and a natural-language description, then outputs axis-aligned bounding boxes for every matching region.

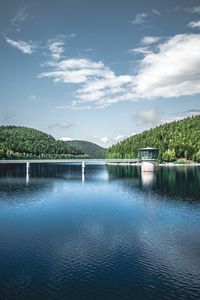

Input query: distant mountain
[0,126,87,159]
[107,115,200,162]
[67,140,106,159]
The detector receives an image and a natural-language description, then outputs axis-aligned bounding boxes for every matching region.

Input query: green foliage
[67,140,106,159]
[107,116,200,162]
[194,150,200,162]
[0,126,88,159]
[176,158,190,164]
[162,149,176,162]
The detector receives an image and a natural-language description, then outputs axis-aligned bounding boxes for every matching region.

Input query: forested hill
[107,115,200,162]
[0,126,87,159]
[67,140,106,159]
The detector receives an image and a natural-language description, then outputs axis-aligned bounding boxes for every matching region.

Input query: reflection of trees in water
[0,164,68,202]
[0,163,82,179]
[0,164,107,203]
[107,165,200,201]
[157,166,200,200]
[0,164,199,202]
[0,164,26,178]
[107,165,141,179]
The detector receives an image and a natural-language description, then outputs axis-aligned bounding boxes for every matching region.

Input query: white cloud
[60,137,73,141]
[39,58,113,84]
[29,95,40,102]
[159,109,200,125]
[48,36,65,60]
[130,13,147,24]
[56,102,93,110]
[100,137,109,144]
[134,107,161,126]
[129,47,152,55]
[67,33,76,38]
[134,34,200,99]
[5,36,36,54]
[188,20,200,28]
[152,9,161,16]
[142,36,161,45]
[39,33,200,109]
[114,134,126,141]
[48,121,73,130]
[190,6,200,14]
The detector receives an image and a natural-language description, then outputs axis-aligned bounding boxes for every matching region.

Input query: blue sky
[1,0,200,146]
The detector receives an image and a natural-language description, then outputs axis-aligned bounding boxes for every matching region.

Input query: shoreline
[106,162,200,167]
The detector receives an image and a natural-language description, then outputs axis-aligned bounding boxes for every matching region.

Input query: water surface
[0,163,199,300]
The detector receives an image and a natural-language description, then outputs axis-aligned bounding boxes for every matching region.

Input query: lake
[0,163,199,300]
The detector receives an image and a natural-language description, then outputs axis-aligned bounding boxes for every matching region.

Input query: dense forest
[0,126,88,159]
[67,140,106,159]
[107,116,200,162]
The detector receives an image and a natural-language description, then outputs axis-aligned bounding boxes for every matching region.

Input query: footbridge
[0,159,138,183]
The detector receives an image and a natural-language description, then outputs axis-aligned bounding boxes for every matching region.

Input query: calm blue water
[0,163,199,300]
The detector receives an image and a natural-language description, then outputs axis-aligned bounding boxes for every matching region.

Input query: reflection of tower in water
[141,171,156,189]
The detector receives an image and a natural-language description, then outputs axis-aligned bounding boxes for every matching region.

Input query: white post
[82,161,85,184]
[82,161,85,173]
[26,162,30,184]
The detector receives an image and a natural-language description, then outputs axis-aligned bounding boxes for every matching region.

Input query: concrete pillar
[141,160,157,172]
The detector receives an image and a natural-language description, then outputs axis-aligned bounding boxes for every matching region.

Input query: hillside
[107,115,200,162]
[0,126,88,159]
[67,140,106,159]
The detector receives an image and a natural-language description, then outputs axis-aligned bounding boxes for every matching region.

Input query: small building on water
[138,147,159,172]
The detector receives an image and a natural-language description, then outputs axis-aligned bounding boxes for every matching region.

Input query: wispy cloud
[4,36,37,54]
[159,109,200,125]
[188,20,200,29]
[1,111,16,123]
[100,136,109,144]
[29,95,40,102]
[129,36,161,55]
[114,134,126,142]
[11,6,29,32]
[48,36,65,60]
[56,101,93,110]
[189,6,200,14]
[141,36,161,45]
[152,9,161,16]
[60,137,73,141]
[130,13,147,25]
[129,47,152,55]
[39,58,112,84]
[48,121,73,130]
[183,109,200,114]
[134,107,161,126]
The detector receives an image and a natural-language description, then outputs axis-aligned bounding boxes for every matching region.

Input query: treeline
[0,126,88,159]
[67,140,106,159]
[107,115,200,162]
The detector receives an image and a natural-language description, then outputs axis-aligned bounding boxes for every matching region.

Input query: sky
[1,0,200,147]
